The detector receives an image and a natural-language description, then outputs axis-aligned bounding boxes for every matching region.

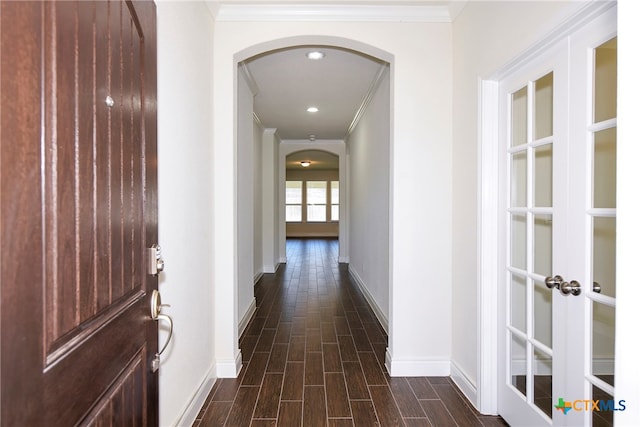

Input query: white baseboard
[451,361,478,410]
[385,349,451,376]
[238,298,257,337]
[254,271,264,284]
[173,363,217,427]
[216,351,243,378]
[348,266,388,333]
[279,256,287,264]
[262,263,280,274]
[338,256,349,263]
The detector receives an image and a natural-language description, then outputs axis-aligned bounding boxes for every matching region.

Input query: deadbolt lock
[148,244,165,276]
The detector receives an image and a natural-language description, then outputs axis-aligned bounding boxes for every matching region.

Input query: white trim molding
[451,361,478,411]
[477,78,500,415]
[213,3,453,23]
[173,363,217,427]
[346,64,389,138]
[238,298,257,337]
[348,266,388,333]
[216,351,243,378]
[385,349,451,377]
[254,271,264,284]
[262,263,280,274]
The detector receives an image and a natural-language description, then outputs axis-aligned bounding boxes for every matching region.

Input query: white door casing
[478,2,619,426]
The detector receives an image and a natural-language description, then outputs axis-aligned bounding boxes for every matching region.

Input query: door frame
[476,0,618,417]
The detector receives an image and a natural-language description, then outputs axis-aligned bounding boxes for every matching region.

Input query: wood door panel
[0,3,45,425]
[82,348,146,427]
[42,0,147,355]
[44,296,147,425]
[1,1,158,425]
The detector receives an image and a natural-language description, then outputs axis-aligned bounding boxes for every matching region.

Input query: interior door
[0,1,159,425]
[498,38,569,427]
[498,5,617,427]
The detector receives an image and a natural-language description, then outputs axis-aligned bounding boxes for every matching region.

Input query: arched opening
[233,36,392,369]
[284,150,340,239]
[213,18,455,388]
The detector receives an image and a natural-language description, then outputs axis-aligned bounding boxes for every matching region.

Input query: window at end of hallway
[285,180,339,223]
[331,181,339,221]
[286,181,302,222]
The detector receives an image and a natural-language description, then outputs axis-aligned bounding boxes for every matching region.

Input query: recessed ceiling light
[306,51,325,60]
[300,161,311,167]
[308,134,316,141]
[306,107,319,113]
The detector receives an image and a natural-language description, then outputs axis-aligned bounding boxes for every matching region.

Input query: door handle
[150,289,173,372]
[545,275,564,289]
[559,280,581,296]
[545,275,581,296]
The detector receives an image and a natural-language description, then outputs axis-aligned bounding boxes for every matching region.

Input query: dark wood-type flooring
[194,238,507,426]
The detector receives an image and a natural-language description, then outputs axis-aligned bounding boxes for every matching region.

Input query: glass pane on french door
[507,71,555,422]
[585,35,617,420]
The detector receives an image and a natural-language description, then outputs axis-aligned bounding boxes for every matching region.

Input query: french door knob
[545,275,564,289]
[559,280,581,296]
[545,275,581,296]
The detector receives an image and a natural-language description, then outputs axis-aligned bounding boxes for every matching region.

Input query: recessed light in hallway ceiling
[306,106,319,113]
[306,51,325,60]
[244,45,385,140]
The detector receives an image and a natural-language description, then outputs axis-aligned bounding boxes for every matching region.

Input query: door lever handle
[155,313,174,356]
[150,290,174,372]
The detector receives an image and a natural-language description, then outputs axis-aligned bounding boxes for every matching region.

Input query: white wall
[156,2,216,425]
[451,0,598,405]
[213,20,453,378]
[253,119,264,281]
[261,129,280,272]
[347,67,390,329]
[237,70,257,333]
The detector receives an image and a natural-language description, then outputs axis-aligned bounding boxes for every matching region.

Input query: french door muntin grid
[506,74,555,420]
[583,36,617,409]
[504,33,618,425]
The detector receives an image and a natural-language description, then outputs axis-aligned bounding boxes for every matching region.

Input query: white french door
[498,5,617,427]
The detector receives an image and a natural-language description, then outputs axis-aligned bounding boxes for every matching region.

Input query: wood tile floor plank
[194,239,506,427]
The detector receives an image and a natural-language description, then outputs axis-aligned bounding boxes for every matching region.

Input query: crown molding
[346,63,388,138]
[238,62,260,96]
[212,3,454,22]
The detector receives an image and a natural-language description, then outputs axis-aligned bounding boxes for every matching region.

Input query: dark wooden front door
[1,1,158,425]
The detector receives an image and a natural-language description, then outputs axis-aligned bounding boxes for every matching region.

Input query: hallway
[194,239,506,426]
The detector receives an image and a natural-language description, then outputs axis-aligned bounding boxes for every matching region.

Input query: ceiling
[243,45,386,141]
